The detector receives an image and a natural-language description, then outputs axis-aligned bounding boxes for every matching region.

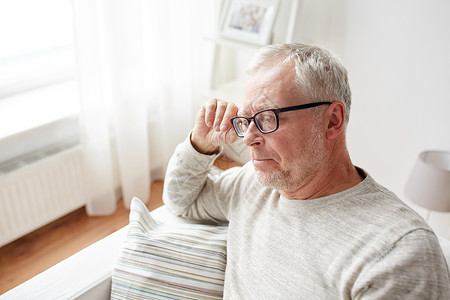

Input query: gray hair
[247,43,352,124]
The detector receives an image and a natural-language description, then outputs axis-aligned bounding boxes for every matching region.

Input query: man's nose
[243,121,262,146]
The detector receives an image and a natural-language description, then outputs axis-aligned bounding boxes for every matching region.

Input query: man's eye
[261,115,275,124]
[265,116,276,123]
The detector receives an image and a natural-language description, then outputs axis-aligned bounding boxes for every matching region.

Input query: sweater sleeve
[353,229,450,299]
[162,134,246,224]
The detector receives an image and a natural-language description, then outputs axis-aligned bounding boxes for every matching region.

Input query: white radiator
[0,146,86,247]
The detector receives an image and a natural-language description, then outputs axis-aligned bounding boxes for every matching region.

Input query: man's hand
[191,99,239,154]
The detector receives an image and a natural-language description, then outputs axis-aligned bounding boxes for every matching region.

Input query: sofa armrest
[0,205,189,300]
[5,205,449,299]
[0,225,127,300]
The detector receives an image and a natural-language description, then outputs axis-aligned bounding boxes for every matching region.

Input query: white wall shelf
[200,0,300,164]
[203,79,247,104]
[203,35,262,52]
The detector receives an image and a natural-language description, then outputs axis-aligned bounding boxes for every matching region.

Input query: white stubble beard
[254,121,326,191]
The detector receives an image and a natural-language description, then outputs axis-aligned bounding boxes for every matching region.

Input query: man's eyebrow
[254,103,273,111]
[239,100,275,116]
[237,108,250,117]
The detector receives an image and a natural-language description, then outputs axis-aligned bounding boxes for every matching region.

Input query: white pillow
[111,197,228,299]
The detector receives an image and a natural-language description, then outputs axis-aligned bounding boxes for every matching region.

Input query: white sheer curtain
[72,0,215,215]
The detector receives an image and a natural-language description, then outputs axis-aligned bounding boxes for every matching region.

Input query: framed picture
[220,0,280,46]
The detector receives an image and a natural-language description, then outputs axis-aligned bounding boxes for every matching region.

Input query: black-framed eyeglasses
[230,101,332,138]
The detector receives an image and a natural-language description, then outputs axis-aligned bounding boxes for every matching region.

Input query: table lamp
[404,150,450,221]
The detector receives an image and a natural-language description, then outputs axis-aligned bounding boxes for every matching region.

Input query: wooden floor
[0,155,242,295]
[0,180,165,295]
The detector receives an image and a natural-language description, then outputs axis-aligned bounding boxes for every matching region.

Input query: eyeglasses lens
[233,118,249,137]
[232,110,278,137]
[255,111,277,132]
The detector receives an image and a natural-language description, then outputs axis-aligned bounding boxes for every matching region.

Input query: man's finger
[203,99,218,127]
[213,100,228,130]
[221,103,239,132]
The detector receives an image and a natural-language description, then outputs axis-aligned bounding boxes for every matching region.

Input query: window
[0,0,80,164]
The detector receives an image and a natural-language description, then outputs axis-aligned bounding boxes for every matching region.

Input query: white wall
[210,0,450,237]
[296,0,450,237]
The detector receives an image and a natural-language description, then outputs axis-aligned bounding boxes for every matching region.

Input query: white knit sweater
[163,136,450,299]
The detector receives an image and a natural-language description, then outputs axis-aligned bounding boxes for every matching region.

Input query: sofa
[2,205,450,299]
[0,205,190,300]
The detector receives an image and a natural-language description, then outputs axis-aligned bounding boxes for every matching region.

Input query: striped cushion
[111,197,228,299]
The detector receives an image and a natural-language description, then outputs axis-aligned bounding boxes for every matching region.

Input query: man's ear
[326,101,346,140]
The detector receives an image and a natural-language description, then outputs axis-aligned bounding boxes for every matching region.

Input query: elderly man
[163,43,449,299]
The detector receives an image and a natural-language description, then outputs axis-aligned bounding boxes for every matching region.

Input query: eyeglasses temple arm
[276,101,333,113]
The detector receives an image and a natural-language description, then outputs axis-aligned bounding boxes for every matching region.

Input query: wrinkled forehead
[239,63,297,116]
[239,92,278,116]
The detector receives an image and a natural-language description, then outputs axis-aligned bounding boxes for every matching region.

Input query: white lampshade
[404,150,450,212]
